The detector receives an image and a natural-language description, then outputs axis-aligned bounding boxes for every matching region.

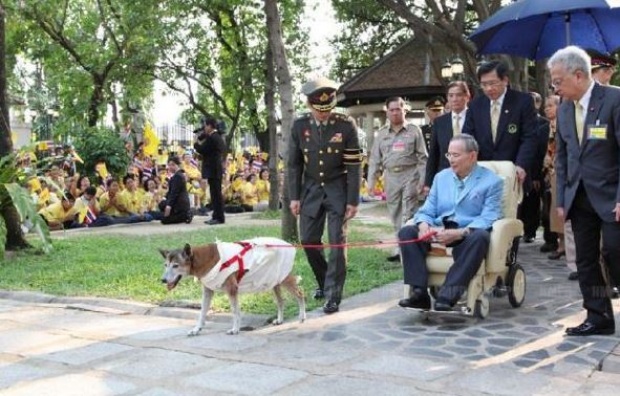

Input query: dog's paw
[299,313,306,323]
[226,328,240,335]
[187,327,202,336]
[272,318,283,326]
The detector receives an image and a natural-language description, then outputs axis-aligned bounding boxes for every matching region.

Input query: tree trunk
[264,0,297,242]
[264,45,279,211]
[0,6,29,251]
[88,76,105,127]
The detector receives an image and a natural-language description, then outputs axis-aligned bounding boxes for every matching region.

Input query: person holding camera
[193,116,226,225]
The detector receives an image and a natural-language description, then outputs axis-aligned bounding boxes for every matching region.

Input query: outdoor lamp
[441,61,453,80]
[451,57,464,76]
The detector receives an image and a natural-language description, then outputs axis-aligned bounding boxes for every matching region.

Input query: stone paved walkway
[1,202,620,394]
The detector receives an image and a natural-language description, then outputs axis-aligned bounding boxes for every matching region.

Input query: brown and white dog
[160,237,306,335]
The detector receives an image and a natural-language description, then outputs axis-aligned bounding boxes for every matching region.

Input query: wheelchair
[403,161,525,319]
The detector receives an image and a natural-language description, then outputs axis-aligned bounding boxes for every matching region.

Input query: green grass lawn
[1,223,401,317]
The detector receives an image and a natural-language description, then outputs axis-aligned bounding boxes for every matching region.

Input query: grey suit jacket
[555,83,620,222]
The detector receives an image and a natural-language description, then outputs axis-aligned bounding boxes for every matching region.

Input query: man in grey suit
[548,46,620,336]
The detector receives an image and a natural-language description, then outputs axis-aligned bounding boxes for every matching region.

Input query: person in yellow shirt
[38,192,78,231]
[118,175,152,222]
[255,168,270,211]
[73,186,114,227]
[241,173,259,211]
[181,153,202,181]
[100,178,145,223]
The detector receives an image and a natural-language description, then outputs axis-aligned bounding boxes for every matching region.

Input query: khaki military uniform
[288,112,362,304]
[367,123,427,236]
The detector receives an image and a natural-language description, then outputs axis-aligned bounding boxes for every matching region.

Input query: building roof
[337,36,452,107]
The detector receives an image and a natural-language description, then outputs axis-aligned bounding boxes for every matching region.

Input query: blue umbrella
[470,0,620,59]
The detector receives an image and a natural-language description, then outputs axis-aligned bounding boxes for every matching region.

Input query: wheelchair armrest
[486,218,524,273]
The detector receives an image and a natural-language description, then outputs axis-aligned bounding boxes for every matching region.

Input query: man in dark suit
[424,81,470,191]
[462,60,538,184]
[548,45,620,336]
[288,76,362,314]
[160,156,192,225]
[194,116,226,225]
[420,96,446,152]
[518,92,551,243]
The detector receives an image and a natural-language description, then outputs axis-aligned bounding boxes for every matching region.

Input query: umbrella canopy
[470,0,620,60]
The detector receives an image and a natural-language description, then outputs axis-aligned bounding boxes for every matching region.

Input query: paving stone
[97,349,221,379]
[487,337,520,347]
[0,362,62,389]
[321,330,347,342]
[521,349,550,360]
[464,329,493,338]
[402,347,453,359]
[485,346,508,356]
[556,342,581,352]
[40,342,135,365]
[425,331,458,338]
[283,375,424,396]
[445,346,478,355]
[1,371,136,396]
[408,337,447,347]
[351,354,458,382]
[451,366,552,395]
[454,338,481,347]
[481,323,513,331]
[185,362,307,395]
[513,358,538,368]
[399,326,427,333]
[523,326,551,334]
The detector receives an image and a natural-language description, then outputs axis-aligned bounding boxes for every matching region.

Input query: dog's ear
[158,249,168,258]
[183,243,192,258]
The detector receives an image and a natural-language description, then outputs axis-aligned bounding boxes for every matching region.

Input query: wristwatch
[461,228,471,238]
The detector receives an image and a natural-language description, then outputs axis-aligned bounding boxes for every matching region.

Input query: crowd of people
[18,124,279,231]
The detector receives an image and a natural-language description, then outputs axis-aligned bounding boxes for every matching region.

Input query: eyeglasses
[550,77,564,88]
[479,80,503,89]
[445,152,464,159]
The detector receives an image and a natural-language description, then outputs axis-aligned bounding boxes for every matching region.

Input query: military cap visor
[302,77,339,112]
[425,96,446,110]
[591,56,617,70]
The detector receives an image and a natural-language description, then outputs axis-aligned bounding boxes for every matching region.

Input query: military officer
[589,50,617,86]
[288,76,362,314]
[420,96,446,152]
[367,96,427,262]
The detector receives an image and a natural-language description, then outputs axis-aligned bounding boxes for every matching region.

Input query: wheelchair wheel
[506,263,526,308]
[506,237,520,266]
[474,295,489,319]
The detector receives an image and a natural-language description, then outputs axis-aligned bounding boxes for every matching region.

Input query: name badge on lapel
[587,124,607,140]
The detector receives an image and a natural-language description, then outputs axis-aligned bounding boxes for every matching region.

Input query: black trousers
[541,187,557,245]
[299,196,347,304]
[569,183,620,325]
[398,225,490,304]
[519,185,542,239]
[208,177,225,223]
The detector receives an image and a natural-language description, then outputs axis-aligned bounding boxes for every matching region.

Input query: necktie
[453,115,461,135]
[574,101,584,144]
[491,101,500,143]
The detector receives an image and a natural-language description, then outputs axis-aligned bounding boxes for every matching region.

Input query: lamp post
[441,56,465,82]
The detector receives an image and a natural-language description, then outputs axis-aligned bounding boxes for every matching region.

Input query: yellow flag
[143,122,160,156]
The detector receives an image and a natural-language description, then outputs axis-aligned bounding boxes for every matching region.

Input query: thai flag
[252,159,262,172]
[190,158,198,167]
[83,207,97,225]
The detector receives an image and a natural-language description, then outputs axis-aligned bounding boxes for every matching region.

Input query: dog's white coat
[200,237,296,292]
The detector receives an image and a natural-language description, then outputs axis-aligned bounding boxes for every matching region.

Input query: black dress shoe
[434,299,453,311]
[313,288,325,300]
[612,287,619,299]
[565,321,615,336]
[523,236,535,243]
[185,212,194,224]
[398,294,431,310]
[568,271,579,281]
[205,219,223,225]
[386,254,401,262]
[539,243,558,253]
[323,300,339,314]
[548,250,566,260]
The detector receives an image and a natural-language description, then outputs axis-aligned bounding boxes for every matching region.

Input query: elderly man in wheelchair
[398,134,522,316]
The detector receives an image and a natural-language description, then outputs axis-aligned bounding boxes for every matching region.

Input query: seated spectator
[240,174,259,211]
[73,186,114,227]
[181,153,202,181]
[99,178,143,223]
[119,174,152,222]
[256,168,270,209]
[159,156,193,224]
[224,174,246,213]
[38,191,78,231]
[397,135,503,311]
[70,174,91,198]
[142,178,164,220]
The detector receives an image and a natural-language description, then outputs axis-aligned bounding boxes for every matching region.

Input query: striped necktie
[453,114,461,135]
[491,101,500,143]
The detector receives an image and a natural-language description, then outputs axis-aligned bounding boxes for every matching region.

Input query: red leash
[261,231,438,250]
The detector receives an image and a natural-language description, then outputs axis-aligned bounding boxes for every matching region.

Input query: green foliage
[0,154,52,253]
[72,127,130,178]
[1,224,401,317]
